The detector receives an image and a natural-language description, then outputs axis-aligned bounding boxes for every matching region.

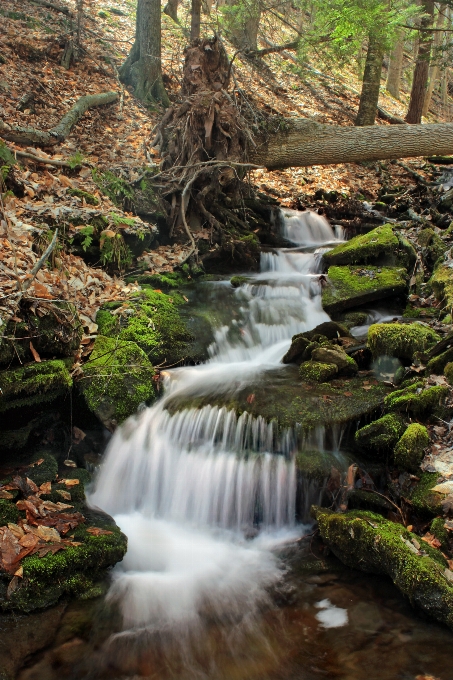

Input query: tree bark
[355,33,385,126]
[164,0,179,22]
[0,92,119,145]
[422,3,447,118]
[191,0,201,40]
[406,0,435,124]
[386,34,404,99]
[250,118,453,169]
[225,0,261,51]
[118,0,169,107]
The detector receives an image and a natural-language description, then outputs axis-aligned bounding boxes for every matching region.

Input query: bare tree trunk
[191,0,201,41]
[225,0,261,51]
[118,0,169,107]
[422,4,447,117]
[406,0,435,123]
[250,119,453,169]
[386,34,404,99]
[355,33,385,126]
[164,0,179,22]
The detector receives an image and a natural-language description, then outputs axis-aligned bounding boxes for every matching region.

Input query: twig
[23,230,59,292]
[15,150,77,168]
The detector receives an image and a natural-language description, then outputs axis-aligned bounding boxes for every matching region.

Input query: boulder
[282,334,311,364]
[0,360,72,414]
[322,266,408,314]
[323,224,416,269]
[394,423,429,472]
[313,507,453,630]
[431,264,453,322]
[79,335,155,429]
[368,322,440,361]
[299,361,338,382]
[417,227,447,269]
[384,382,448,417]
[311,346,358,375]
[354,413,406,455]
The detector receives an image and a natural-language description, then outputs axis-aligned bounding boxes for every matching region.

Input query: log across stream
[8,211,453,679]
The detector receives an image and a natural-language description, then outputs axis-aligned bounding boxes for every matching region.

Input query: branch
[14,150,79,168]
[0,91,119,146]
[23,229,59,291]
[249,41,299,57]
[28,0,73,15]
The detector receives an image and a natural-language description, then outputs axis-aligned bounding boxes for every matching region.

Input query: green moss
[384,382,448,417]
[323,225,415,268]
[426,347,453,374]
[0,360,72,412]
[230,275,249,288]
[431,264,453,313]
[129,271,190,290]
[410,473,445,517]
[0,499,19,526]
[67,188,99,206]
[80,335,155,425]
[445,362,453,385]
[368,322,440,361]
[322,266,408,314]
[394,423,429,472]
[96,289,194,366]
[313,508,453,628]
[355,413,406,454]
[341,311,369,328]
[299,361,338,383]
[296,450,342,481]
[27,452,58,486]
[418,228,447,268]
[430,517,450,553]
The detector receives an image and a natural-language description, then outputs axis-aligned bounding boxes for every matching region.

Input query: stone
[354,413,406,455]
[311,346,358,375]
[368,322,440,361]
[299,361,338,382]
[394,423,429,472]
[322,266,408,314]
[323,224,416,269]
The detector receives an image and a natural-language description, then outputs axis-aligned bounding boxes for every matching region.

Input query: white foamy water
[89,210,343,655]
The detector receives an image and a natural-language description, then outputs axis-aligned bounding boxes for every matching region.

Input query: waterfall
[89,209,344,649]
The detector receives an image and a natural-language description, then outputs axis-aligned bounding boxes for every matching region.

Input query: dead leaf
[29,341,41,362]
[246,393,255,404]
[39,481,52,495]
[86,527,113,536]
[63,479,80,487]
[343,391,353,397]
[56,490,71,501]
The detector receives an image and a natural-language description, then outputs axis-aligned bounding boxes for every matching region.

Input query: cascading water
[89,210,344,671]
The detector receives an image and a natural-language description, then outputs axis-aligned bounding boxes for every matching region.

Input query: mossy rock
[0,301,82,367]
[427,346,453,375]
[322,266,408,314]
[409,472,445,518]
[27,452,58,487]
[0,360,72,413]
[230,275,249,288]
[384,382,448,418]
[128,271,190,290]
[445,362,453,385]
[347,489,394,513]
[431,264,453,313]
[296,449,343,481]
[96,288,195,366]
[311,346,358,375]
[418,228,447,269]
[79,335,155,427]
[430,517,450,553]
[394,423,429,472]
[323,224,416,269]
[67,188,99,206]
[313,507,453,629]
[0,499,20,526]
[341,311,369,329]
[282,323,345,365]
[368,322,440,361]
[354,413,406,455]
[299,361,338,383]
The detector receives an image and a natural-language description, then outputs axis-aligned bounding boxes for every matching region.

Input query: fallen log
[0,92,119,146]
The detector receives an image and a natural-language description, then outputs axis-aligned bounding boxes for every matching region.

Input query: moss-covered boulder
[313,508,453,629]
[323,225,415,269]
[445,362,453,385]
[79,335,155,428]
[384,382,448,418]
[418,228,447,269]
[0,301,82,368]
[368,322,440,361]
[296,450,343,481]
[283,322,352,365]
[322,266,408,314]
[311,346,358,375]
[0,360,72,413]
[299,361,338,383]
[354,413,406,455]
[426,346,453,375]
[394,423,429,472]
[96,288,195,366]
[431,264,453,316]
[409,472,445,518]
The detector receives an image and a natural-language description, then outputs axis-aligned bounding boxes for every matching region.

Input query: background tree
[386,32,404,98]
[119,0,170,107]
[406,0,435,123]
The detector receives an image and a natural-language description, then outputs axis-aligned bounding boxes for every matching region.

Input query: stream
[12,211,453,679]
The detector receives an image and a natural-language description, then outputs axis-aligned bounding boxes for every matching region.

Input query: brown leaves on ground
[0,474,85,577]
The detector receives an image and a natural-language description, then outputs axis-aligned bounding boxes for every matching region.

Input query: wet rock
[355,413,407,456]
[417,228,448,269]
[323,224,416,269]
[0,361,72,414]
[305,321,352,340]
[427,346,453,375]
[296,450,344,482]
[299,361,338,383]
[230,275,249,288]
[409,472,445,518]
[394,424,429,472]
[431,264,453,321]
[368,323,440,361]
[384,382,448,418]
[282,334,312,364]
[322,266,408,314]
[79,335,155,428]
[311,346,358,375]
[313,507,453,630]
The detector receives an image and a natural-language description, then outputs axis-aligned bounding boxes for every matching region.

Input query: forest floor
[0,0,450,344]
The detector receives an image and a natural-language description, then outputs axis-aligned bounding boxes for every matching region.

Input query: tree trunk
[422,3,447,117]
[190,0,201,41]
[118,0,169,107]
[355,33,385,126]
[225,0,261,51]
[250,118,453,169]
[164,0,179,22]
[406,0,435,124]
[386,34,404,99]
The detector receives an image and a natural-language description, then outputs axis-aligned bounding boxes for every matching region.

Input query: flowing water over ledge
[9,211,453,679]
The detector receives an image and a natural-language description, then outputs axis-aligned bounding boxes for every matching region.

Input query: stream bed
[6,211,453,680]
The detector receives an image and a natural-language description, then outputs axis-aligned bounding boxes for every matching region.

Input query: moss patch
[296,450,343,481]
[354,413,406,455]
[299,361,338,383]
[394,423,429,472]
[409,472,445,518]
[384,382,448,418]
[445,362,453,385]
[79,335,155,426]
[313,508,453,629]
[0,360,72,413]
[426,347,453,375]
[322,266,408,314]
[67,188,99,206]
[368,323,440,361]
[431,264,453,313]
[323,224,415,268]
